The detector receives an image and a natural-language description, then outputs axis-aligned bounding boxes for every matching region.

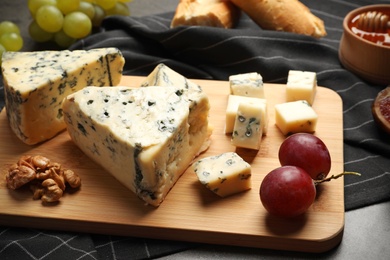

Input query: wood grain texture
[0,76,344,253]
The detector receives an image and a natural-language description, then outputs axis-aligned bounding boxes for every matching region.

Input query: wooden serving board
[0,76,344,253]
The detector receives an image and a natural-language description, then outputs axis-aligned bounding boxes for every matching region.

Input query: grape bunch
[0,21,23,65]
[28,0,132,48]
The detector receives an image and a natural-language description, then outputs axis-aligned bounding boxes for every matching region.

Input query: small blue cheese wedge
[225,95,268,135]
[140,63,201,92]
[1,48,125,145]
[232,102,263,150]
[286,70,317,105]
[140,63,212,153]
[62,86,210,207]
[229,72,264,98]
[193,152,251,197]
[275,100,318,135]
[140,64,209,130]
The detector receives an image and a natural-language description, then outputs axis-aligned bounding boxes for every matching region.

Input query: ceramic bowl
[339,5,390,85]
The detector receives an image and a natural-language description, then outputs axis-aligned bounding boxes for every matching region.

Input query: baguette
[230,0,326,38]
[171,0,240,29]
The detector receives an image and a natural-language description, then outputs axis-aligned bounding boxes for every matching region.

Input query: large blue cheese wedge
[1,48,124,145]
[62,86,210,206]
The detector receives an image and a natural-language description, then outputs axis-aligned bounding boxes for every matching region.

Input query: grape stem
[314,171,361,185]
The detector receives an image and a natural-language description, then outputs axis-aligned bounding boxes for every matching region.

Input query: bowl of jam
[339,4,390,85]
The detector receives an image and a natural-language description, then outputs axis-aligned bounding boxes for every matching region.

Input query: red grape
[278,133,331,180]
[260,166,316,218]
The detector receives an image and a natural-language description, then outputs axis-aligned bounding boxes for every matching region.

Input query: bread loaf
[230,0,326,38]
[171,0,240,29]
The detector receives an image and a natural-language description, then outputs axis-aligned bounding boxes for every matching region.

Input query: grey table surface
[1,0,389,259]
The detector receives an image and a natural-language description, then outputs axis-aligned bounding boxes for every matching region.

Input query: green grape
[0,33,23,51]
[63,11,92,39]
[29,20,54,42]
[57,0,80,15]
[0,43,6,66]
[106,2,130,16]
[54,30,76,48]
[92,4,106,27]
[28,0,57,17]
[95,0,117,10]
[36,5,64,33]
[0,21,21,37]
[78,1,96,20]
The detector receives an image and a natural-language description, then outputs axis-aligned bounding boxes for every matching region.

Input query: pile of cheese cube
[225,70,318,150]
[225,72,268,150]
[192,70,318,199]
[275,70,318,135]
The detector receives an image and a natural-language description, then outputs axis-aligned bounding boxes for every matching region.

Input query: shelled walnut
[5,155,81,203]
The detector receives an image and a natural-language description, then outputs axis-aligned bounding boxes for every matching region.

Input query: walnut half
[6,164,36,190]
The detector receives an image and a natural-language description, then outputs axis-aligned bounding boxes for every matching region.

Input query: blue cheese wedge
[62,86,210,207]
[275,100,318,135]
[231,102,263,150]
[1,48,124,145]
[140,63,212,153]
[193,152,251,197]
[225,95,268,135]
[286,70,317,105]
[229,72,264,98]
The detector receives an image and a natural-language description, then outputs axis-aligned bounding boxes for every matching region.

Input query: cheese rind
[286,70,317,105]
[63,86,209,206]
[225,95,268,135]
[1,48,125,145]
[275,100,318,135]
[229,72,264,98]
[231,102,263,150]
[193,152,251,197]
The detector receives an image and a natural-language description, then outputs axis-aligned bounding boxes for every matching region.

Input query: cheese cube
[193,152,251,197]
[62,86,210,207]
[229,72,264,98]
[225,95,268,135]
[231,102,263,150]
[275,100,318,135]
[286,70,317,105]
[2,48,125,145]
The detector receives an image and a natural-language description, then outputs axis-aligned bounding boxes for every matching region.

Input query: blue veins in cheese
[193,152,251,197]
[232,102,263,150]
[1,48,125,145]
[275,100,318,135]
[62,86,210,207]
[286,70,317,105]
[229,72,264,98]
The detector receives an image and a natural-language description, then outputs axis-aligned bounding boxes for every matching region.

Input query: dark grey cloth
[1,0,390,259]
